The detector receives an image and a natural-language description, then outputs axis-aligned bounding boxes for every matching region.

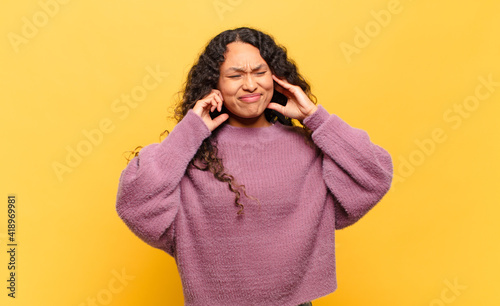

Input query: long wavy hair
[127,27,317,215]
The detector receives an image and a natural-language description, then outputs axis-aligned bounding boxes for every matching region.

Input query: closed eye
[228,71,266,78]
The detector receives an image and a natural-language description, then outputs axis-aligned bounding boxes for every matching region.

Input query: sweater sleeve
[303,105,393,230]
[115,110,211,255]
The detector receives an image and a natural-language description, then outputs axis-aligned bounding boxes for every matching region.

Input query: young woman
[116,26,393,306]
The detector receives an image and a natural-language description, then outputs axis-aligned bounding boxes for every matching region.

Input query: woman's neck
[226,113,272,128]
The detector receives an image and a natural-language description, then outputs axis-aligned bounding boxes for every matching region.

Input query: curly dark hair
[127,26,317,215]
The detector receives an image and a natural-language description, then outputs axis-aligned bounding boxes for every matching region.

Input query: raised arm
[268,75,393,229]
[116,88,228,254]
[115,109,211,254]
[303,105,393,229]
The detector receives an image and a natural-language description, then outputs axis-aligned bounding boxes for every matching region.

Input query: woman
[116,26,393,306]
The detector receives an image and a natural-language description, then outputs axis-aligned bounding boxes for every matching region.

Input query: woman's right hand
[192,89,229,132]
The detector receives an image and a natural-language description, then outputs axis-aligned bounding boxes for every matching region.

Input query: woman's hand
[267,74,318,121]
[192,89,229,131]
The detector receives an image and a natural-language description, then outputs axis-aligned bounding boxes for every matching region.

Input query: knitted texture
[116,105,393,306]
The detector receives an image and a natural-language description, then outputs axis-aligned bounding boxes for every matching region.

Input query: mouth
[239,93,261,103]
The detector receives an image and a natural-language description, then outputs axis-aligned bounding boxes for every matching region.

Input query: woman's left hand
[267,74,318,121]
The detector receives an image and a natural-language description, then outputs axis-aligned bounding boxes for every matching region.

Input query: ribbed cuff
[155,109,212,158]
[182,109,212,140]
[303,105,330,131]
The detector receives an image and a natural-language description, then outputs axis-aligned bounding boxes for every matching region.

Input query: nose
[242,75,257,91]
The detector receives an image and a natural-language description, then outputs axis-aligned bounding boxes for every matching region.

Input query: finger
[192,99,208,116]
[214,91,224,112]
[272,75,291,88]
[202,96,214,106]
[212,89,223,101]
[211,113,229,129]
[273,76,295,97]
[214,92,222,104]
[218,94,224,112]
[194,94,219,117]
[213,93,223,111]
[274,83,286,95]
[198,98,213,114]
[272,74,283,83]
[267,102,286,116]
[210,97,218,112]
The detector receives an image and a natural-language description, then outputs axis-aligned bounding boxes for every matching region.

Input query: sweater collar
[214,121,283,142]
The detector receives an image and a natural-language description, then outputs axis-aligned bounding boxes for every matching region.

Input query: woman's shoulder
[276,123,316,147]
[276,122,309,135]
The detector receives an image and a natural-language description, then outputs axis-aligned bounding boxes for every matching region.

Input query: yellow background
[1,0,499,305]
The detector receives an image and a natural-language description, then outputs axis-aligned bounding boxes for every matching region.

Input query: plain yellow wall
[1,0,499,305]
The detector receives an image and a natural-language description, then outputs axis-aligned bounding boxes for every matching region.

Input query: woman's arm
[268,76,393,229]
[303,105,393,229]
[115,109,211,255]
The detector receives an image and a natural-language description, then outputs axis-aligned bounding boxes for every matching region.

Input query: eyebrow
[225,64,267,73]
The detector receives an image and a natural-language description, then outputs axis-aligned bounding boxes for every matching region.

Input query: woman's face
[217,42,274,127]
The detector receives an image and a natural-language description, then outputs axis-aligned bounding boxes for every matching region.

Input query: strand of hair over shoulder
[122,129,170,163]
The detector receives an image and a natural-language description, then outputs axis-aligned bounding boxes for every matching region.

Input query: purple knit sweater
[116,105,393,306]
